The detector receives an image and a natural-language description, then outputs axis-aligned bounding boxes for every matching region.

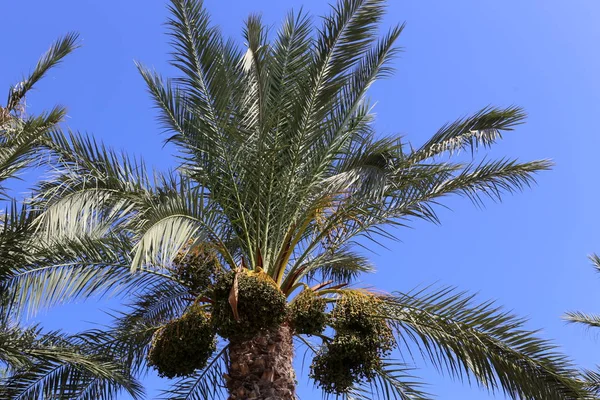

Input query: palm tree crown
[7,0,589,399]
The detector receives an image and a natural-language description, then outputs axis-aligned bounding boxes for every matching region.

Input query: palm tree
[565,254,600,398]
[8,0,589,398]
[0,34,142,399]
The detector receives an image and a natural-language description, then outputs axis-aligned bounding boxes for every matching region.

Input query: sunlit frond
[4,235,168,317]
[412,106,526,162]
[564,311,600,330]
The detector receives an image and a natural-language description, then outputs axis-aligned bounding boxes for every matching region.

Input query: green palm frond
[0,323,37,369]
[344,360,430,400]
[412,106,526,162]
[158,345,229,400]
[581,368,600,398]
[567,256,600,398]
[117,280,191,328]
[264,9,312,133]
[0,202,38,283]
[282,248,374,294]
[0,33,78,197]
[0,108,66,197]
[76,280,191,377]
[0,326,143,400]
[83,322,161,379]
[6,33,79,112]
[564,312,600,330]
[380,287,585,400]
[34,129,150,241]
[4,234,169,317]
[564,254,600,330]
[129,178,231,271]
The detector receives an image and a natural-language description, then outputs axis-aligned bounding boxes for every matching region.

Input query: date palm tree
[0,34,142,399]
[7,0,589,399]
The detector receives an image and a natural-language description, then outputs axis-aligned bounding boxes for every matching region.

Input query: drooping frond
[380,287,586,400]
[129,177,232,271]
[0,323,37,369]
[344,361,430,400]
[0,31,146,399]
[68,279,193,379]
[34,129,151,241]
[83,322,161,379]
[158,345,229,400]
[0,327,143,400]
[4,234,169,317]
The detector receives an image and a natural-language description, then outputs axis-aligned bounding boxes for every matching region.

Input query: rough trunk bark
[226,324,296,400]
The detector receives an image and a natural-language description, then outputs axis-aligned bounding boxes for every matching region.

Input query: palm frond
[0,323,37,369]
[381,287,585,400]
[282,247,374,294]
[130,178,234,271]
[428,158,552,207]
[581,368,600,398]
[564,312,600,330]
[0,327,143,400]
[159,344,229,400]
[34,129,150,241]
[73,279,191,377]
[3,234,168,317]
[411,106,526,162]
[0,202,38,282]
[590,253,600,272]
[264,9,313,133]
[344,360,430,400]
[82,321,161,379]
[0,108,66,198]
[6,33,80,112]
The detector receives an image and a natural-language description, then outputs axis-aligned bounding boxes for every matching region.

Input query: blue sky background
[2,0,600,398]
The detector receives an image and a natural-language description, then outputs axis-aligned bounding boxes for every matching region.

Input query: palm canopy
[0,34,142,399]
[7,0,588,399]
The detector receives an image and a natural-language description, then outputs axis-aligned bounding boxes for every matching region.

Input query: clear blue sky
[2,0,600,398]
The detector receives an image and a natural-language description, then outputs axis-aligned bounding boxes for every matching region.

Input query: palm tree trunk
[226,324,296,400]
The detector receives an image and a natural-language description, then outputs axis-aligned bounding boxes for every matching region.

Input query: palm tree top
[6,0,587,399]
